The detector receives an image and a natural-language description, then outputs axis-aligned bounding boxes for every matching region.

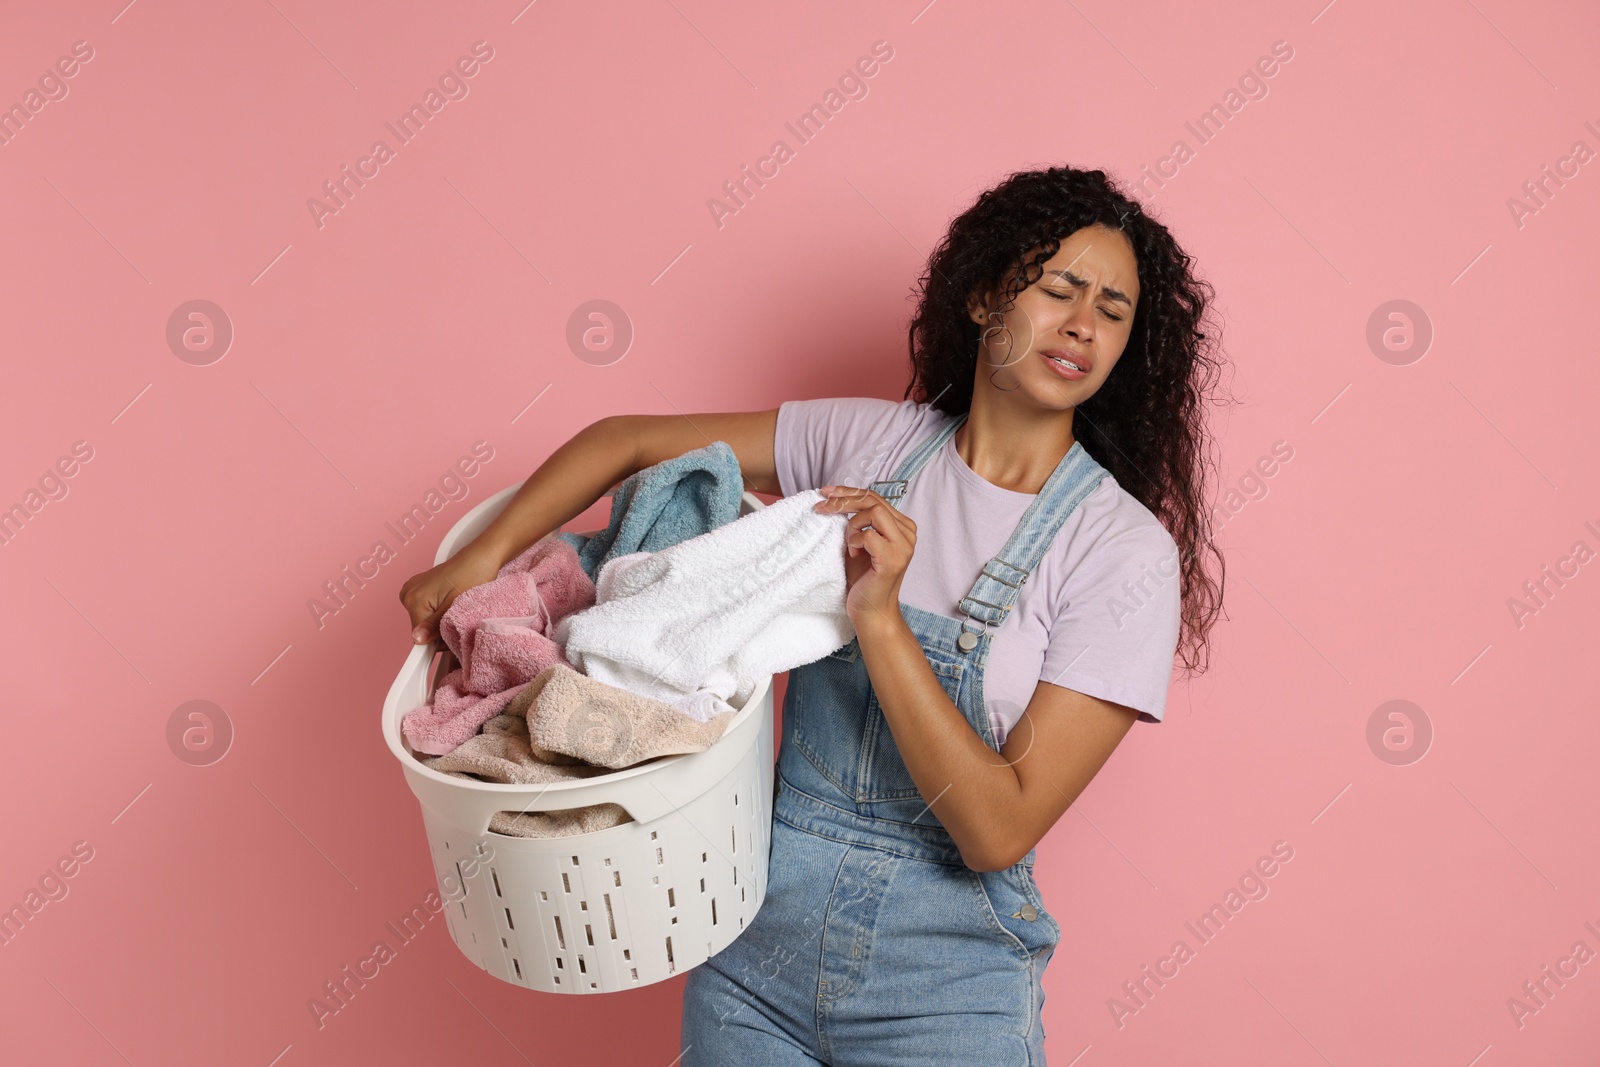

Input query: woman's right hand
[398,544,507,646]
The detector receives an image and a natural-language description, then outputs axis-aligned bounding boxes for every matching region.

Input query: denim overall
[682,411,1109,1066]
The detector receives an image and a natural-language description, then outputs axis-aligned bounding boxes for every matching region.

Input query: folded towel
[422,710,630,838]
[401,537,595,756]
[489,804,632,839]
[420,667,737,838]
[554,489,855,710]
[556,440,745,581]
[523,663,736,769]
[423,709,612,785]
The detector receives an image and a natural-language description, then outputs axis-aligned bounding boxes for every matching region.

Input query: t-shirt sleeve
[773,396,907,498]
[1038,523,1183,723]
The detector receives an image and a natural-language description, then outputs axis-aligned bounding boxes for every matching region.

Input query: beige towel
[487,804,632,838]
[418,666,736,838]
[422,711,627,838]
[523,663,736,769]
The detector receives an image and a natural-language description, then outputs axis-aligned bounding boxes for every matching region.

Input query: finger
[410,590,454,644]
[817,485,883,510]
[845,510,903,553]
[849,524,895,562]
[412,606,442,644]
[846,501,908,540]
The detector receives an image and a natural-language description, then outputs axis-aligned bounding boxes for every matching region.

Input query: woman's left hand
[814,485,916,630]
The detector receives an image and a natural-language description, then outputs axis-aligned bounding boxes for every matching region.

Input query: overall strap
[868,410,968,506]
[957,441,1107,627]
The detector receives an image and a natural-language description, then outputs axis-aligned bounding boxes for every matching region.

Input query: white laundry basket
[381,481,776,993]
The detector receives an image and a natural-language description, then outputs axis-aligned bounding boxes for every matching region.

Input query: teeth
[1049,355,1084,372]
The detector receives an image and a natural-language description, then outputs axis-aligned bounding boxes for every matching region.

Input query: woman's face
[968,223,1141,409]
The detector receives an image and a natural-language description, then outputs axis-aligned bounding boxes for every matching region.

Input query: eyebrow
[1043,269,1134,307]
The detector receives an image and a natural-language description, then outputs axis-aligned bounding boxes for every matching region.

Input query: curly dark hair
[904,164,1228,676]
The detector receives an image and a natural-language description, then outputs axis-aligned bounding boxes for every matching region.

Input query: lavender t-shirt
[774,396,1181,738]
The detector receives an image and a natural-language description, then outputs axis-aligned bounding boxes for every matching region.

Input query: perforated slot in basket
[603,894,617,939]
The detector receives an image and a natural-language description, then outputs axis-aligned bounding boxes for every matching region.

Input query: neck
[954,390,1077,495]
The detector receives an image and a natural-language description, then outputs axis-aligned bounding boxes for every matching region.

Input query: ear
[965,283,996,326]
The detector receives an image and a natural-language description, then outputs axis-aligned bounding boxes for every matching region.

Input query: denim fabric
[682,411,1109,1065]
[557,439,744,580]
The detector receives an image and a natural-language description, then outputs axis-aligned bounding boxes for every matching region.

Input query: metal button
[957,631,978,652]
[1013,904,1038,922]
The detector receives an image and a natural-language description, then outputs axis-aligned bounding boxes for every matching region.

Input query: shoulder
[777,395,934,437]
[1065,473,1180,580]
[776,396,945,476]
[775,396,946,496]
[1041,473,1182,722]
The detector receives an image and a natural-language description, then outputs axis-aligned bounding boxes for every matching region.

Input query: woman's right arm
[398,408,782,644]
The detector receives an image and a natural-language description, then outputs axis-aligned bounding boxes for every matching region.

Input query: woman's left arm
[856,610,1139,872]
[817,482,1140,873]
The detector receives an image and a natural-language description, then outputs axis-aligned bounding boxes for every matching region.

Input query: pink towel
[402,537,596,756]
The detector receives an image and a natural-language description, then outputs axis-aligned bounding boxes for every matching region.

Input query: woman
[400,164,1225,1063]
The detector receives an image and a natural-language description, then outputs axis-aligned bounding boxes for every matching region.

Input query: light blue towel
[557,440,745,581]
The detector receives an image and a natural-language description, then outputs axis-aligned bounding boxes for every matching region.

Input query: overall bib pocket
[785,639,868,798]
[857,652,966,802]
[787,636,970,805]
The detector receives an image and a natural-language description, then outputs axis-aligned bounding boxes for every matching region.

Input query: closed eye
[1045,288,1123,322]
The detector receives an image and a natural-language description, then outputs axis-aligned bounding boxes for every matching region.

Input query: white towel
[553,489,855,710]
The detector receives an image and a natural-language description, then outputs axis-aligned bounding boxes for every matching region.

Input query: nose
[1059,297,1095,343]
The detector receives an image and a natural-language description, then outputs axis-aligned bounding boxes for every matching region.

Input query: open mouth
[1041,350,1088,379]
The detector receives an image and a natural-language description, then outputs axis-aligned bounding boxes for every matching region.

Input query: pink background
[2,0,1597,1063]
